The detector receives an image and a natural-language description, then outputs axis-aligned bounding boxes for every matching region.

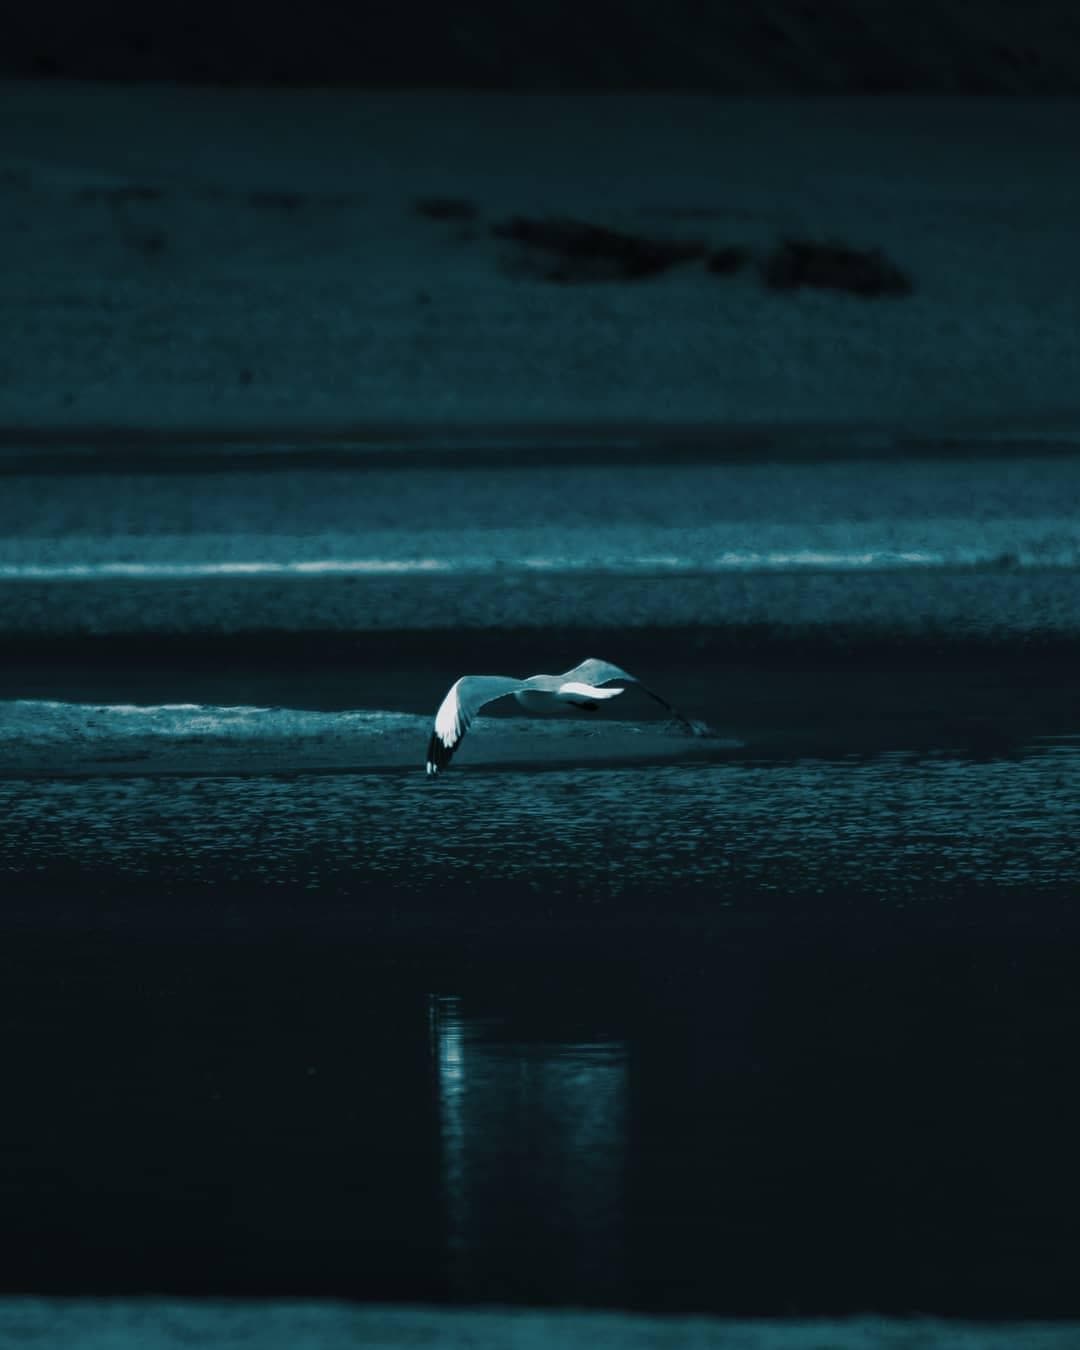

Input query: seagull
[425,656,707,775]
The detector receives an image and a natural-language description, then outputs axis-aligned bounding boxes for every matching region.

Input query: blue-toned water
[1,737,1078,1313]
[1,452,1079,1315]
[1,749,1077,904]
[3,454,1080,637]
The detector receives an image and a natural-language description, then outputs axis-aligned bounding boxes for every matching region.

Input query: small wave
[0,700,417,744]
[0,559,455,580]
[0,546,1076,581]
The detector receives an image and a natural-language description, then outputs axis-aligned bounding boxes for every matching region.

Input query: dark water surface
[1,743,1078,1315]
[2,751,1078,904]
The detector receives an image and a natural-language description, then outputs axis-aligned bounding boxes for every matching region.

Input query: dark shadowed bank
[7,1,1080,91]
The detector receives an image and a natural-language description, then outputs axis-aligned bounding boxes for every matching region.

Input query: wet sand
[3,84,1080,437]
[1,1301,1078,1350]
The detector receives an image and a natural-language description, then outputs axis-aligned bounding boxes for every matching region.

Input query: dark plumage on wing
[426,727,456,776]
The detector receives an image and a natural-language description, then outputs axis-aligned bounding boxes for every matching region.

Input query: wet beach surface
[5,86,1080,436]
[2,446,1079,1321]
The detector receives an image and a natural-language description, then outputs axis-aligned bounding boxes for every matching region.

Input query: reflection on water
[421,947,1080,1317]
[432,995,627,1303]
[1,906,1079,1313]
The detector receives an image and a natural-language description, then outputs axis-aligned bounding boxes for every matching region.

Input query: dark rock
[705,245,752,275]
[491,215,706,282]
[761,237,913,297]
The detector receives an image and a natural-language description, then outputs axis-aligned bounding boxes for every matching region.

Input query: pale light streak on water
[1,748,1076,900]
[431,995,627,1299]
[1,698,398,736]
[0,559,457,580]
[3,533,1080,581]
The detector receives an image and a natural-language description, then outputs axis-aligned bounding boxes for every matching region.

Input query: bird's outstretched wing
[426,675,528,775]
[560,658,712,736]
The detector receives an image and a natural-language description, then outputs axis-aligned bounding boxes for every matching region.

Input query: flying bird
[425,657,706,775]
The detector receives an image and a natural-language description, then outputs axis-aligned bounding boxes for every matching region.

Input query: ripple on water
[0,747,1076,906]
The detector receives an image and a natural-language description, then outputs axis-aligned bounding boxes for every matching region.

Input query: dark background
[4,0,1080,1328]
[6,0,1080,91]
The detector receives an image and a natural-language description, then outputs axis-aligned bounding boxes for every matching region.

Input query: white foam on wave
[0,700,417,746]
[0,545,1076,580]
[0,559,454,580]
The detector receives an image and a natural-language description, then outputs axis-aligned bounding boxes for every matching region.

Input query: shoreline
[0,703,735,779]
[3,416,1080,474]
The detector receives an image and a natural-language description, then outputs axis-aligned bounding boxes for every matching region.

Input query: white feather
[434,679,462,747]
[557,681,624,701]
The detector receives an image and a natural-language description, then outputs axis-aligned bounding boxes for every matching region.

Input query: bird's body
[425,657,704,775]
[510,679,619,715]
